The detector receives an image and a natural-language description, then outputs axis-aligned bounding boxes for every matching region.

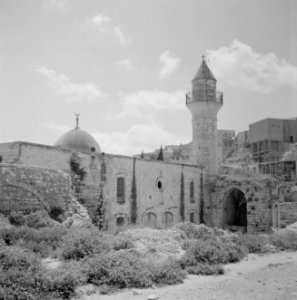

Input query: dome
[55,127,101,154]
[54,116,101,154]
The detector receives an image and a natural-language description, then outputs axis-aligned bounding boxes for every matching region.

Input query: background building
[249,118,297,162]
[217,130,236,163]
[237,130,249,150]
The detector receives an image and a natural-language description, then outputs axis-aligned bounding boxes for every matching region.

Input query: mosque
[0,58,286,233]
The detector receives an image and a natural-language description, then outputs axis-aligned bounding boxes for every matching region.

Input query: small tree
[70,153,87,201]
[157,146,164,161]
[180,171,185,221]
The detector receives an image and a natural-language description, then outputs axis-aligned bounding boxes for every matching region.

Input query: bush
[0,246,44,299]
[112,235,134,251]
[270,231,297,250]
[186,263,224,275]
[0,267,41,300]
[25,211,55,229]
[23,226,67,245]
[87,250,153,288]
[181,240,227,265]
[60,226,113,260]
[147,258,186,285]
[238,233,269,253]
[180,239,245,267]
[0,245,40,271]
[0,225,67,257]
[8,211,25,226]
[174,222,214,240]
[86,250,185,289]
[39,261,88,299]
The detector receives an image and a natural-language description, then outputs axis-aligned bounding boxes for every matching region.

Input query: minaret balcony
[186,91,223,105]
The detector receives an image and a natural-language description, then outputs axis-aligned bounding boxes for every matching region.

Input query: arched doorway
[223,188,247,232]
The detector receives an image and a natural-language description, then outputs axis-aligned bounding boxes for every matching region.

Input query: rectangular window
[190,212,195,223]
[117,177,125,204]
[116,217,125,227]
[190,181,195,203]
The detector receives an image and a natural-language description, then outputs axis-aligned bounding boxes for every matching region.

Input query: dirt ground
[80,251,297,300]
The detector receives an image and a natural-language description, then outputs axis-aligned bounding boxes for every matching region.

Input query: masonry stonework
[0,163,73,215]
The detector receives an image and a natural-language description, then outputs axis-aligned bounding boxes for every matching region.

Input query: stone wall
[0,163,73,215]
[279,202,297,227]
[0,142,21,164]
[208,175,278,233]
[277,181,297,227]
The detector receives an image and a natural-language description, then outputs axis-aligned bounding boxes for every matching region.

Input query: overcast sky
[0,0,296,155]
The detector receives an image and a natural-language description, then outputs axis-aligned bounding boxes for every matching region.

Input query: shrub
[147,258,186,285]
[0,225,67,257]
[174,222,214,240]
[225,242,246,262]
[39,260,88,299]
[60,226,113,260]
[186,263,224,275]
[86,250,186,289]
[23,226,67,245]
[25,211,55,229]
[270,231,297,250]
[8,211,25,226]
[87,250,153,288]
[0,246,44,299]
[0,245,40,271]
[0,267,41,300]
[238,233,269,253]
[181,240,228,265]
[112,235,134,251]
[181,239,245,267]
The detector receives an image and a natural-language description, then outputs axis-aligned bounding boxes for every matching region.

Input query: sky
[0,0,296,155]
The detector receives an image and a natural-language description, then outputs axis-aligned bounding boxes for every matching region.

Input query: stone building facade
[0,57,292,233]
[0,141,203,231]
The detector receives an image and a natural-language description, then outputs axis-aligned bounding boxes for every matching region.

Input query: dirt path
[79,251,297,300]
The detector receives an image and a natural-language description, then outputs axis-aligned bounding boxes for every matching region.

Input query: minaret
[186,56,223,175]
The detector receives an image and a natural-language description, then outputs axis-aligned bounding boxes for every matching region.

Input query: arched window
[143,212,157,228]
[190,181,195,203]
[117,177,125,204]
[163,211,174,228]
[116,216,125,227]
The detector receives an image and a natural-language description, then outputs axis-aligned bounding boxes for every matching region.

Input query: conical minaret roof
[192,56,216,82]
